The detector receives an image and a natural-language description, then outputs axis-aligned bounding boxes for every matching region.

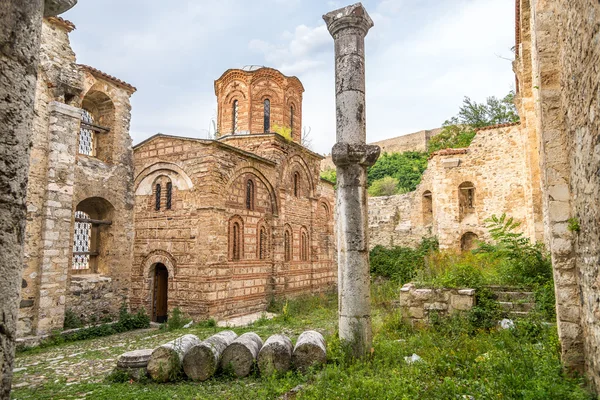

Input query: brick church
[17,17,335,337]
[131,67,336,322]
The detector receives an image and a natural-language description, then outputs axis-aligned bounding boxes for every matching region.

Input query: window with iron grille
[155,184,161,211]
[232,222,241,260]
[73,211,92,270]
[284,230,291,262]
[264,99,270,133]
[166,182,172,210]
[232,100,239,134]
[246,179,254,210]
[259,226,268,260]
[79,109,96,156]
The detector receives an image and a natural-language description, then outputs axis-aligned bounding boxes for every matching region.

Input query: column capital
[44,0,77,17]
[332,143,380,167]
[323,3,374,38]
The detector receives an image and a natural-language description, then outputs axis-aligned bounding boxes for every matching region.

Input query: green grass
[11,282,594,400]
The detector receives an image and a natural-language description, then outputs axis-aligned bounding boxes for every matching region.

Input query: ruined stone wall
[18,18,135,337]
[66,275,124,323]
[368,124,535,250]
[399,284,475,324]
[132,134,335,322]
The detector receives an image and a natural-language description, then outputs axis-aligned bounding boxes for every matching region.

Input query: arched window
[259,226,268,260]
[79,109,96,156]
[301,230,309,261]
[461,232,479,252]
[166,182,173,210]
[246,179,255,210]
[284,229,291,262]
[293,172,299,197]
[232,100,239,134]
[229,218,244,261]
[423,191,433,224]
[459,181,475,221]
[72,197,114,274]
[290,105,294,135]
[155,184,161,211]
[264,99,271,133]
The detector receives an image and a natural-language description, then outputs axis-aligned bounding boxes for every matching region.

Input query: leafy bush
[320,167,337,185]
[367,151,428,193]
[368,176,401,197]
[416,250,500,289]
[475,214,553,286]
[427,124,477,155]
[163,307,191,331]
[63,309,84,330]
[369,237,439,283]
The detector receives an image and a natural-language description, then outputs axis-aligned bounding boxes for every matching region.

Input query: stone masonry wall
[18,18,135,337]
[368,124,536,250]
[555,0,600,389]
[399,283,475,324]
[66,275,124,323]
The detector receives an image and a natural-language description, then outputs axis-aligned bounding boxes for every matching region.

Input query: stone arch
[282,154,315,198]
[142,250,176,279]
[253,87,281,103]
[460,232,479,252]
[224,165,279,215]
[80,87,116,162]
[135,162,194,195]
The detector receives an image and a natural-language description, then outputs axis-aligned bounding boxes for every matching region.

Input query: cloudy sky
[62,0,516,155]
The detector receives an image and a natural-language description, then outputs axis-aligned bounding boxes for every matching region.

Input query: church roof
[78,65,137,93]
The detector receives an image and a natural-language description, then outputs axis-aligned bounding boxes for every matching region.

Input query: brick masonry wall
[132,133,336,322]
[368,125,537,250]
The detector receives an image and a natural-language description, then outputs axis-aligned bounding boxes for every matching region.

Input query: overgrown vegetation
[161,307,192,331]
[12,282,592,400]
[427,91,520,155]
[370,237,438,283]
[367,151,429,193]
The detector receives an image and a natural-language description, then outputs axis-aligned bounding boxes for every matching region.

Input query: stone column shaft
[324,2,380,358]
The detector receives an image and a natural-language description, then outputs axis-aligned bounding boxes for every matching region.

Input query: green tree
[320,167,337,185]
[428,91,520,155]
[367,152,428,192]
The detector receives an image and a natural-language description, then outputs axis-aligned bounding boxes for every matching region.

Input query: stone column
[0,1,76,397]
[323,3,380,358]
[35,102,81,336]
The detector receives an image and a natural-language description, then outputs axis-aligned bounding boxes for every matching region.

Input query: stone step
[494,291,535,302]
[498,301,535,312]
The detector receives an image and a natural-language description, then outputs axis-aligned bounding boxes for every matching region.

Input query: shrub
[369,237,439,283]
[368,176,400,197]
[320,167,337,185]
[367,151,429,193]
[163,307,191,331]
[63,309,84,330]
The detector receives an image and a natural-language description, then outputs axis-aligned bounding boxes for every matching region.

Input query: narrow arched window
[290,106,294,135]
[166,182,173,210]
[423,190,433,224]
[293,173,299,197]
[155,184,161,211]
[232,100,238,134]
[301,231,309,261]
[259,226,268,260]
[264,99,271,133]
[246,179,254,210]
[232,222,241,260]
[284,230,291,262]
[458,182,475,221]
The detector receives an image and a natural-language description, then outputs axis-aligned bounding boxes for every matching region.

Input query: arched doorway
[153,263,168,323]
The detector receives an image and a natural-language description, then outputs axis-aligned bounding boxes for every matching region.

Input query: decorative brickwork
[132,102,336,322]
[214,67,304,143]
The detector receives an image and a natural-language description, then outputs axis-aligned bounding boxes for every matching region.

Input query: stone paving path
[13,313,279,389]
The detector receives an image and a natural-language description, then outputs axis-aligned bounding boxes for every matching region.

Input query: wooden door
[153,264,168,323]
